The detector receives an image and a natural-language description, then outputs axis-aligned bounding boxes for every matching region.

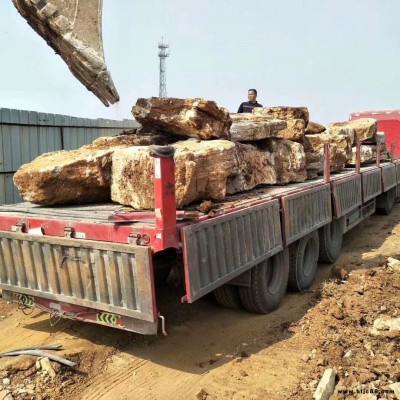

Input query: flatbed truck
[0,144,399,335]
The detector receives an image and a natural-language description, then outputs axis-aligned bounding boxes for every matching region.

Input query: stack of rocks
[13,97,386,210]
[111,99,309,209]
[13,134,171,205]
[302,118,390,178]
[330,119,390,166]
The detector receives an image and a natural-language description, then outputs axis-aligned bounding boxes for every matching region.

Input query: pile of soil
[289,264,400,399]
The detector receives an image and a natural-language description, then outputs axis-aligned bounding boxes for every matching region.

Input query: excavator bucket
[13,0,119,106]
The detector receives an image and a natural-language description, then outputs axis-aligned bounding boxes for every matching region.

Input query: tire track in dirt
[81,354,204,400]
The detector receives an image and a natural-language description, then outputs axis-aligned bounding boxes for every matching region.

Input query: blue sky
[1,0,400,124]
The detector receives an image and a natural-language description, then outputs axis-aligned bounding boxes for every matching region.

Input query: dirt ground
[1,204,400,400]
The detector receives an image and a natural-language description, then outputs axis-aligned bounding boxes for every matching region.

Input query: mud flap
[0,232,158,334]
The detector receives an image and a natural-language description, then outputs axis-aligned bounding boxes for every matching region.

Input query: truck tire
[214,285,243,310]
[318,217,344,263]
[376,187,396,215]
[238,249,289,314]
[288,230,319,292]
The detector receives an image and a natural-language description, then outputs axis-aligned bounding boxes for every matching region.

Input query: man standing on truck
[237,89,263,113]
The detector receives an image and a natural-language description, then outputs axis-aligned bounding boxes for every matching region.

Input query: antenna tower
[158,37,170,98]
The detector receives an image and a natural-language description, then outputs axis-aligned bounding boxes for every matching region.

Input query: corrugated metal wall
[0,108,138,204]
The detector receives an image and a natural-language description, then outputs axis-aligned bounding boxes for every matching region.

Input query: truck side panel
[280,183,331,246]
[182,200,282,302]
[331,175,362,217]
[362,169,382,202]
[381,163,397,191]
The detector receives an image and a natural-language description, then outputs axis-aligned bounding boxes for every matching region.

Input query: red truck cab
[350,109,400,159]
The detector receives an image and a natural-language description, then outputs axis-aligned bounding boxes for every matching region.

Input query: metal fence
[0,108,138,204]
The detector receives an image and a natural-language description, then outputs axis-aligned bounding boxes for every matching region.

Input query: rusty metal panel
[182,200,282,302]
[281,184,331,246]
[0,232,156,323]
[331,175,362,218]
[381,164,397,191]
[361,168,382,202]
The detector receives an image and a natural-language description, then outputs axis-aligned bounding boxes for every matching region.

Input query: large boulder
[226,143,276,194]
[132,97,232,140]
[230,114,305,141]
[305,121,326,135]
[111,140,280,208]
[252,106,309,124]
[266,139,307,184]
[348,118,378,142]
[13,134,160,205]
[303,133,352,172]
[328,118,377,144]
[111,140,237,209]
[229,120,288,141]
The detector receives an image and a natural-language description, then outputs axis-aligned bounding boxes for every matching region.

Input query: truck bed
[0,166,371,223]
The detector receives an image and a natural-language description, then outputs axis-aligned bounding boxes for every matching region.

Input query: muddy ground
[1,205,400,400]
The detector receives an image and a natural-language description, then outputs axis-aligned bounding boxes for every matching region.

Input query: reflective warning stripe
[96,312,123,327]
[18,294,35,308]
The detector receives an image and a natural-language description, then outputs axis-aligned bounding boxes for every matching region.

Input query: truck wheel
[376,187,396,215]
[318,217,344,263]
[214,285,242,310]
[288,231,319,292]
[238,249,289,314]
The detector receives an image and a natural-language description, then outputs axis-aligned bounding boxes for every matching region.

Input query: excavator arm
[13,0,119,106]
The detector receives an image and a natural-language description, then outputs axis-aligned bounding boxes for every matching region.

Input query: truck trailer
[0,143,399,335]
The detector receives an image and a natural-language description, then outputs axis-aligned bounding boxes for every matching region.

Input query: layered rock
[83,133,172,150]
[258,139,307,184]
[305,121,326,135]
[376,131,386,144]
[229,120,288,141]
[325,125,355,144]
[274,119,305,141]
[226,143,276,194]
[111,140,236,209]
[230,113,273,122]
[347,145,390,165]
[253,106,309,124]
[132,97,232,140]
[303,133,352,172]
[305,152,323,179]
[328,118,377,144]
[348,118,378,142]
[266,139,307,184]
[13,134,165,205]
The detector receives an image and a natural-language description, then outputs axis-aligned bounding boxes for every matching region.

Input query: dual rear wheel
[214,219,345,311]
[376,187,396,215]
[214,189,397,312]
[214,249,289,313]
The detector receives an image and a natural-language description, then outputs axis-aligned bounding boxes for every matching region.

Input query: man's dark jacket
[237,101,263,113]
